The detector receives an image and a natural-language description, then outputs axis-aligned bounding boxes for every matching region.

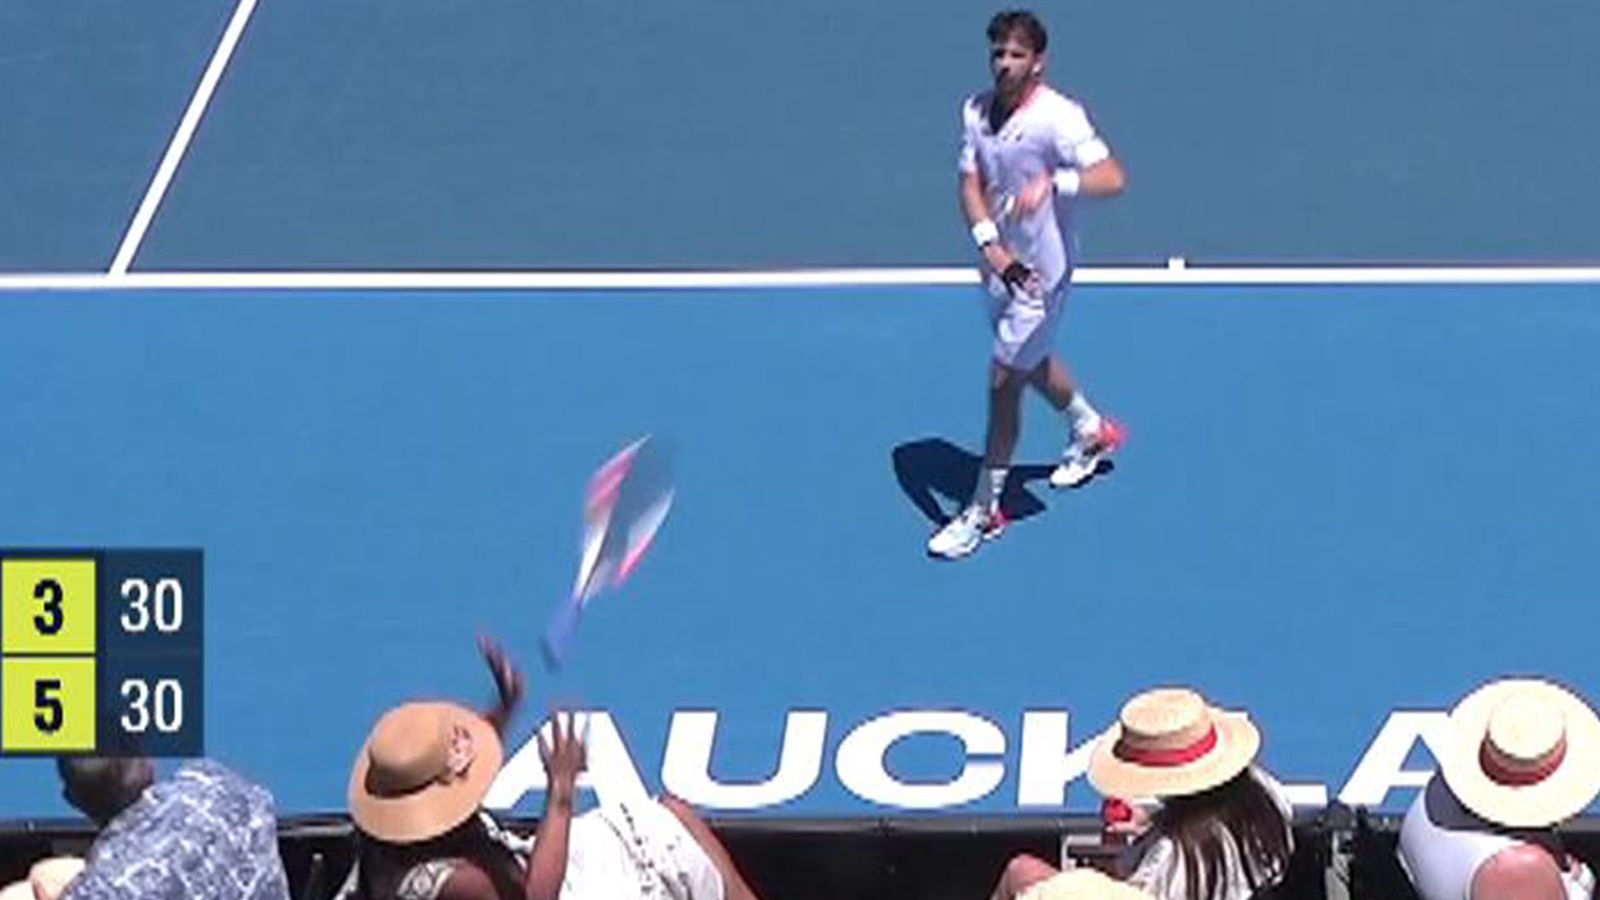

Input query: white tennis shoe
[1051,417,1126,489]
[927,504,1007,559]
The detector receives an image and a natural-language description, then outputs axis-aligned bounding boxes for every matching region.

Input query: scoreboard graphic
[0,550,202,757]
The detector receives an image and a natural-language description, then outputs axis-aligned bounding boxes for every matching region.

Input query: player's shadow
[891,438,1056,528]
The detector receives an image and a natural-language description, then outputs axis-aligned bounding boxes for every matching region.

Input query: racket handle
[542,597,583,672]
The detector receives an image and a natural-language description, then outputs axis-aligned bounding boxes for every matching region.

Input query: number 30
[120,578,184,634]
[121,679,183,734]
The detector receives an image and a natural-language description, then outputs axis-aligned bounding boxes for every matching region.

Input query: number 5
[35,679,63,733]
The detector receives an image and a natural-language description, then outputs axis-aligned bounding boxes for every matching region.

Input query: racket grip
[542,598,583,672]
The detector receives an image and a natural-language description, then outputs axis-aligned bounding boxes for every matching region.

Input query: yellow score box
[2,657,96,752]
[2,558,96,654]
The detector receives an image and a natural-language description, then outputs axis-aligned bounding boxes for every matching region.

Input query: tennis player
[929,9,1129,560]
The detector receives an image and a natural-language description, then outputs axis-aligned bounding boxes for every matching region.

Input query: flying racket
[541,434,676,671]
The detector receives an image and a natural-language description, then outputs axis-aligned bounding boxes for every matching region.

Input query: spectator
[342,636,763,900]
[55,754,289,900]
[1398,677,1600,900]
[986,687,1293,900]
[1088,686,1295,900]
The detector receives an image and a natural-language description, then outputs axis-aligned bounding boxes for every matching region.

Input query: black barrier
[8,805,1600,900]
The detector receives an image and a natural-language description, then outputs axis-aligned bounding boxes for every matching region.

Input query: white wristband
[971,219,1000,247]
[1053,168,1082,196]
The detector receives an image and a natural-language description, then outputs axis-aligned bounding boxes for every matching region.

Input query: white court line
[6,265,1600,293]
[108,0,262,276]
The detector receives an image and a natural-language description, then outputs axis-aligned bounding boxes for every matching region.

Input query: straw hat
[348,701,504,844]
[1437,677,1600,829]
[1017,869,1154,900]
[1087,687,1261,800]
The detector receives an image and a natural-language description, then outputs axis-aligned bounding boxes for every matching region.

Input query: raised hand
[478,633,525,734]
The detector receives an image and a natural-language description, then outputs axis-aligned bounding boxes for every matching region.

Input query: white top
[1397,775,1594,900]
[340,800,723,900]
[957,84,1110,294]
[1117,767,1296,900]
[557,799,723,900]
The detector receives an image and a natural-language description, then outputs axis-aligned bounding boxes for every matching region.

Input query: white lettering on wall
[1016,712,1099,808]
[661,710,827,809]
[1338,711,1451,807]
[835,710,1005,809]
[476,705,1451,815]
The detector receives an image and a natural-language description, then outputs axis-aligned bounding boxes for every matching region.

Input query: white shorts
[984,275,1069,372]
[562,798,725,900]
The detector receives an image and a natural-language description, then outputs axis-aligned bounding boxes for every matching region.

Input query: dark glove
[1001,260,1037,297]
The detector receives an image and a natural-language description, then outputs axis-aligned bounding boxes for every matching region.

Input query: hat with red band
[1438,677,1600,829]
[1087,687,1261,801]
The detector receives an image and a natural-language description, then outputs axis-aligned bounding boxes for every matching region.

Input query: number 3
[33,579,63,636]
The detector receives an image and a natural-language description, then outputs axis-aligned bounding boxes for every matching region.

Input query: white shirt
[958,84,1110,294]
[1398,776,1595,900]
[339,802,724,900]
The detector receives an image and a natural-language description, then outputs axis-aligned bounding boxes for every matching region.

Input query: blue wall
[3,0,1597,271]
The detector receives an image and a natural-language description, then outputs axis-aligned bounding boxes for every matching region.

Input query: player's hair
[56,756,154,827]
[1147,766,1294,900]
[987,10,1048,54]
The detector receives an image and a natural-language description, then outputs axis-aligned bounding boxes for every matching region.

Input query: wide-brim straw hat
[1437,677,1600,829]
[348,701,503,844]
[1088,687,1261,800]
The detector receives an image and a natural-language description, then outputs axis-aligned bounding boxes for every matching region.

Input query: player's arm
[956,99,1023,276]
[964,169,1041,297]
[1077,156,1126,197]
[524,799,574,900]
[1055,101,1124,197]
[964,169,1037,297]
[960,169,1021,274]
[525,712,585,900]
[1470,845,1567,900]
[1017,103,1127,214]
[478,635,524,738]
[1015,158,1125,215]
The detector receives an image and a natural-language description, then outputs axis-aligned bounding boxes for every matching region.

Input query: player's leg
[929,289,1050,558]
[1024,283,1105,429]
[1028,355,1076,413]
[929,360,1022,559]
[1032,354,1115,443]
[1029,284,1123,488]
[982,361,1027,501]
[1047,354,1125,488]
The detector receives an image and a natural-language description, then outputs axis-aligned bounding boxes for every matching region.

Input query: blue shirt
[61,759,290,900]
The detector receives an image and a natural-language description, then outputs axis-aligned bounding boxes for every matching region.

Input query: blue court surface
[3,280,1600,820]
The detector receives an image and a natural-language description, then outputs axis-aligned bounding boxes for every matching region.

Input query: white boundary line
[5,266,1600,293]
[108,0,261,276]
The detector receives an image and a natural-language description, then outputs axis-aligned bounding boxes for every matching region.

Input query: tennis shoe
[927,504,1006,559]
[1051,417,1126,489]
